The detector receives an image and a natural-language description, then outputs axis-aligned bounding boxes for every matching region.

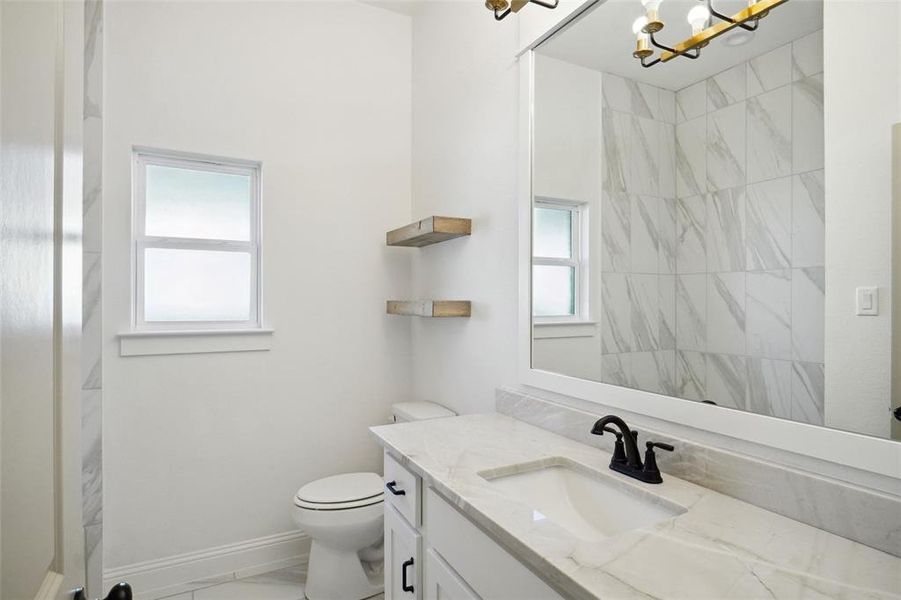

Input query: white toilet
[292,402,455,600]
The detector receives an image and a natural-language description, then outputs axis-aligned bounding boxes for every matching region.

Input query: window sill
[118,328,274,357]
[532,321,596,339]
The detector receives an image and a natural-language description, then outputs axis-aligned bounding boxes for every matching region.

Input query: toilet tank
[391,401,455,423]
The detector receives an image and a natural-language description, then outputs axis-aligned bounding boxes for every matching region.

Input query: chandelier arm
[649,32,701,60]
[494,6,511,20]
[649,32,677,53]
[707,0,759,31]
[530,0,560,8]
[640,56,662,69]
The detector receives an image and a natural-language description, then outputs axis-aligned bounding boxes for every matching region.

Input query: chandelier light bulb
[641,0,662,10]
[632,15,650,36]
[687,5,711,35]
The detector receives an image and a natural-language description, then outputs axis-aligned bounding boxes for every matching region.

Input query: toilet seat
[294,472,384,511]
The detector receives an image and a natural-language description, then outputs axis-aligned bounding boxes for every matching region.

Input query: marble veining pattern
[372,413,901,600]
[706,101,746,191]
[496,389,901,558]
[746,85,792,184]
[83,1,105,596]
[747,44,791,96]
[792,170,825,267]
[706,272,746,356]
[706,187,745,272]
[746,176,792,270]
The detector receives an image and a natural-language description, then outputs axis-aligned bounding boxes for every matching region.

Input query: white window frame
[131,147,263,332]
[532,197,589,324]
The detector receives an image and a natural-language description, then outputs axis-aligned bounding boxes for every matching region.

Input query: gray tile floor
[160,564,384,600]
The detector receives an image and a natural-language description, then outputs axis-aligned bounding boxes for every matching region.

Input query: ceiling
[536,0,823,90]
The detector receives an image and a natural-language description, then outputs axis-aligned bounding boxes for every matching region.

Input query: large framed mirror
[526,0,901,460]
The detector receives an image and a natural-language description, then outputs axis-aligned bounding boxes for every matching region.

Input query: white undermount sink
[479,459,686,543]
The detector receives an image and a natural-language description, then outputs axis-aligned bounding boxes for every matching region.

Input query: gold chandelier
[486,0,559,21]
[632,0,787,67]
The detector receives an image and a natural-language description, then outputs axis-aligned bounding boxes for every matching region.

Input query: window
[132,148,262,331]
[532,198,587,322]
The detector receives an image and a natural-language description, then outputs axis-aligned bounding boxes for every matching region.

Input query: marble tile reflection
[676,80,706,123]
[659,123,676,199]
[792,170,825,267]
[601,353,631,386]
[707,272,745,356]
[675,350,705,401]
[792,361,825,425]
[746,177,791,270]
[659,89,676,124]
[602,108,629,193]
[707,63,746,110]
[676,195,706,274]
[747,44,791,97]
[631,195,658,274]
[746,357,792,418]
[658,197,676,274]
[676,274,706,351]
[602,191,631,272]
[706,353,747,409]
[630,116,660,196]
[706,188,745,272]
[706,102,746,191]
[601,273,632,354]
[631,350,675,395]
[676,116,707,197]
[746,270,791,360]
[629,274,659,351]
[82,251,102,389]
[659,275,676,350]
[746,86,791,184]
[791,267,825,363]
[792,74,824,174]
[792,29,823,81]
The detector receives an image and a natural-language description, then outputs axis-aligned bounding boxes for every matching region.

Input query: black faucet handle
[641,440,674,484]
[646,441,674,452]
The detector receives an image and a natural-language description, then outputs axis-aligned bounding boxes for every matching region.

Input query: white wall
[102,1,413,569]
[824,0,900,438]
[531,54,602,381]
[408,2,521,415]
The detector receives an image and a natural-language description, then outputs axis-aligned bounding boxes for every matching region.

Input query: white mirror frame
[516,12,901,481]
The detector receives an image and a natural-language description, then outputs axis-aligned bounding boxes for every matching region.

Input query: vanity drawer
[384,451,421,527]
[423,487,563,600]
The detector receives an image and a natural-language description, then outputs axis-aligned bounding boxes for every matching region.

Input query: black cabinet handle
[401,557,415,593]
[386,480,406,496]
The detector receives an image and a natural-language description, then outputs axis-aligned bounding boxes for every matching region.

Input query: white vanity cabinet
[382,452,564,600]
[424,549,480,600]
[385,503,421,599]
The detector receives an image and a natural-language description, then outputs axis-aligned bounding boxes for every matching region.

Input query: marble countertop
[370,414,901,600]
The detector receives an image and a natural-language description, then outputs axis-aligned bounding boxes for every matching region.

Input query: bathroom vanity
[372,414,901,599]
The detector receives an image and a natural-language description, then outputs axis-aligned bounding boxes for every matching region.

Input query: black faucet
[590,415,674,484]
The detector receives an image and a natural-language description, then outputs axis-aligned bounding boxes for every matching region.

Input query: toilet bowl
[292,402,455,600]
[293,472,385,600]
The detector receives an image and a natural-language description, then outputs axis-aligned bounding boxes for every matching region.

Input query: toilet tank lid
[392,401,455,422]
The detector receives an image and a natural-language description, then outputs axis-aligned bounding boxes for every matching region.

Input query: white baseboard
[103,531,311,600]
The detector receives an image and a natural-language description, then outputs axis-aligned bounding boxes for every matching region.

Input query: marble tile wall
[600,72,678,397]
[600,30,825,424]
[83,0,104,595]
[496,387,901,558]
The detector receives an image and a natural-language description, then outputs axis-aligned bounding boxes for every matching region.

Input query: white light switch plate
[856,286,878,316]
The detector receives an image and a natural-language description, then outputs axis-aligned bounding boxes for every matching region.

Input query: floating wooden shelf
[386,300,471,318]
[386,216,471,247]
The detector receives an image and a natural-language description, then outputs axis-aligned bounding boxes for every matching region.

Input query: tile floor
[159,564,384,600]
